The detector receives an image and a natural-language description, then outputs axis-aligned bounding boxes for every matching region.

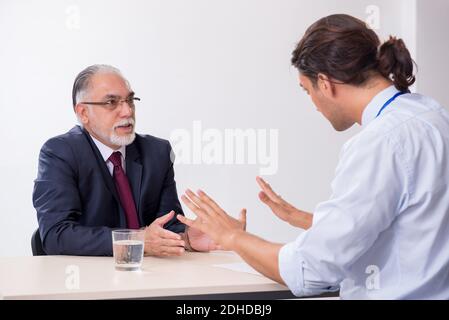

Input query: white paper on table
[213,262,262,276]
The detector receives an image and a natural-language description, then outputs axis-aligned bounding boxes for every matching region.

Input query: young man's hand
[256,176,313,230]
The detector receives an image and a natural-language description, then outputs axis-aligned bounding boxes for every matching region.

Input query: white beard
[90,118,136,147]
[110,131,136,146]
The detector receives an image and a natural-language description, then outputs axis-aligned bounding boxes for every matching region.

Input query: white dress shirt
[279,86,449,299]
[90,135,126,175]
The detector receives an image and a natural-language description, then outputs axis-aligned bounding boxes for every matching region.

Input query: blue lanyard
[375,91,408,118]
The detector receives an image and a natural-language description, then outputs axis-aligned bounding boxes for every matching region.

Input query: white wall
[0,0,424,256]
[416,0,449,109]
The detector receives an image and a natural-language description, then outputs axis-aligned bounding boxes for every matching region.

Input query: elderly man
[33,64,237,256]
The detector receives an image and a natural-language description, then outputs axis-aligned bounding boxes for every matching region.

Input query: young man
[177,14,449,299]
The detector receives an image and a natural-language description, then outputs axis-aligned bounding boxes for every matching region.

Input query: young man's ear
[75,104,89,125]
[317,73,336,97]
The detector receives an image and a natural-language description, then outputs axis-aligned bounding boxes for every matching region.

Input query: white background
[0,0,448,256]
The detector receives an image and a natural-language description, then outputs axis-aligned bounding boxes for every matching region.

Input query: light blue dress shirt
[279,86,449,299]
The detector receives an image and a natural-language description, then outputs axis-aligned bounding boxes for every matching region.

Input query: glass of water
[112,229,145,271]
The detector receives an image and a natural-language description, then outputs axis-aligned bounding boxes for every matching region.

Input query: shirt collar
[361,85,400,127]
[90,134,126,162]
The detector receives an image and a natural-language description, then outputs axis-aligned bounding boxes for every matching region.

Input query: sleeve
[33,137,114,256]
[278,133,411,297]
[155,141,186,234]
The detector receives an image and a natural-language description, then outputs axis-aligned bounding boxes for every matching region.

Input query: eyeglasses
[80,96,141,111]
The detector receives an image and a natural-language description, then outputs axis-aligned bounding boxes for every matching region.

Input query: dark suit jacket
[32,125,185,256]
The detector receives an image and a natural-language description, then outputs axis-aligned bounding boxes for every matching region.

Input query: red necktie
[108,151,140,229]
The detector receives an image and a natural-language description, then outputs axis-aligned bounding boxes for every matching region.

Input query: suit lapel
[126,142,143,223]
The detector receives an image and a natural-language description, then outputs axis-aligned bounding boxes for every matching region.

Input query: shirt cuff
[180,230,199,252]
[279,241,306,297]
[279,233,340,298]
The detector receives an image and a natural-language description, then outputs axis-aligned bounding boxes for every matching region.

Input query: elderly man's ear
[75,104,89,125]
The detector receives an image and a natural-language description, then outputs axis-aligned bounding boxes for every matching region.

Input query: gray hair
[71,64,128,110]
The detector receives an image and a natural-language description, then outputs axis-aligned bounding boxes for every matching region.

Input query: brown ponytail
[292,14,416,92]
[378,36,416,92]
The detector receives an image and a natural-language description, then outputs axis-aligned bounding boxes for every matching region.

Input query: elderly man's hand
[143,211,186,257]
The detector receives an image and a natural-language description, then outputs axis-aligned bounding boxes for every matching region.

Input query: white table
[0,251,299,300]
